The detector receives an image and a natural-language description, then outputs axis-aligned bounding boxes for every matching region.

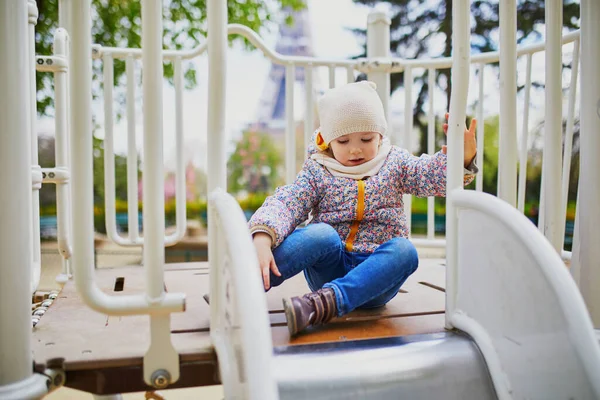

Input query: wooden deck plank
[32,263,213,371]
[33,259,447,371]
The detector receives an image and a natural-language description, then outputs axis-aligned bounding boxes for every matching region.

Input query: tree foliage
[34,0,305,116]
[37,134,132,214]
[351,0,580,153]
[228,131,283,195]
[92,135,132,206]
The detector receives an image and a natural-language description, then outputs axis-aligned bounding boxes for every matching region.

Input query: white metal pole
[207,0,227,326]
[173,56,187,244]
[53,29,73,264]
[542,0,563,252]
[497,0,518,207]
[28,0,42,294]
[304,64,314,151]
[475,63,485,192]
[403,66,413,234]
[571,185,581,286]
[285,64,296,184]
[126,55,140,242]
[0,0,34,388]
[574,0,600,328]
[445,0,471,329]
[102,54,123,244]
[141,0,180,387]
[559,41,579,250]
[328,65,335,88]
[366,10,391,129]
[427,69,435,239]
[68,0,97,285]
[58,0,73,279]
[58,0,72,30]
[517,54,533,213]
[346,65,355,83]
[141,0,166,301]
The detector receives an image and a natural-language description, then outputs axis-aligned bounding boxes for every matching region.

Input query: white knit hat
[316,81,387,150]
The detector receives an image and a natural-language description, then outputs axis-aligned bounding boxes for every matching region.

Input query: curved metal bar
[451,312,512,400]
[559,40,579,250]
[209,189,278,399]
[90,24,579,74]
[91,24,357,68]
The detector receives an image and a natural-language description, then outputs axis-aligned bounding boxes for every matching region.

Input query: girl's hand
[253,233,281,290]
[442,113,478,168]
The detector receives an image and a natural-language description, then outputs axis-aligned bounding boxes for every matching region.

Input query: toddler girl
[249,81,477,335]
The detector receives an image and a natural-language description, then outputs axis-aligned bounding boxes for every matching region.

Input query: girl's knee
[387,237,419,273]
[304,223,340,246]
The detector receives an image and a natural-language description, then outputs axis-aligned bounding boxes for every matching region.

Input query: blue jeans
[269,223,419,316]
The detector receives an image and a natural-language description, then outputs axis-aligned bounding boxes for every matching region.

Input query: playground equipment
[1,0,600,399]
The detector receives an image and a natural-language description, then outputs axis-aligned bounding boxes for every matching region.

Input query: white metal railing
[91,20,579,260]
[93,19,579,258]
[389,33,580,257]
[91,19,578,263]
[167,21,578,256]
[101,52,186,247]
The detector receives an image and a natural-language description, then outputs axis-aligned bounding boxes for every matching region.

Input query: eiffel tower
[249,7,317,136]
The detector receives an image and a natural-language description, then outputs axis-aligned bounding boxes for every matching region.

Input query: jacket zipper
[345,179,365,252]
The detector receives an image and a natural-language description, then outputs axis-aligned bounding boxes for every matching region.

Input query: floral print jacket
[249,145,476,254]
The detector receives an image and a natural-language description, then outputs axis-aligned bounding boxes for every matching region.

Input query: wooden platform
[32,259,447,394]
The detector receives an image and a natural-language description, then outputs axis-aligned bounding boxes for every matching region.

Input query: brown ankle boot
[282,287,337,336]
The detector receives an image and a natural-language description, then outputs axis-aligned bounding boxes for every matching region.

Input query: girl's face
[329,131,382,167]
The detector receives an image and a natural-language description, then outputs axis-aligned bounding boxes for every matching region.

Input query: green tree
[525,117,581,207]
[92,135,132,205]
[351,0,580,154]
[228,131,283,195]
[34,0,305,115]
[479,115,500,195]
[37,134,133,210]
